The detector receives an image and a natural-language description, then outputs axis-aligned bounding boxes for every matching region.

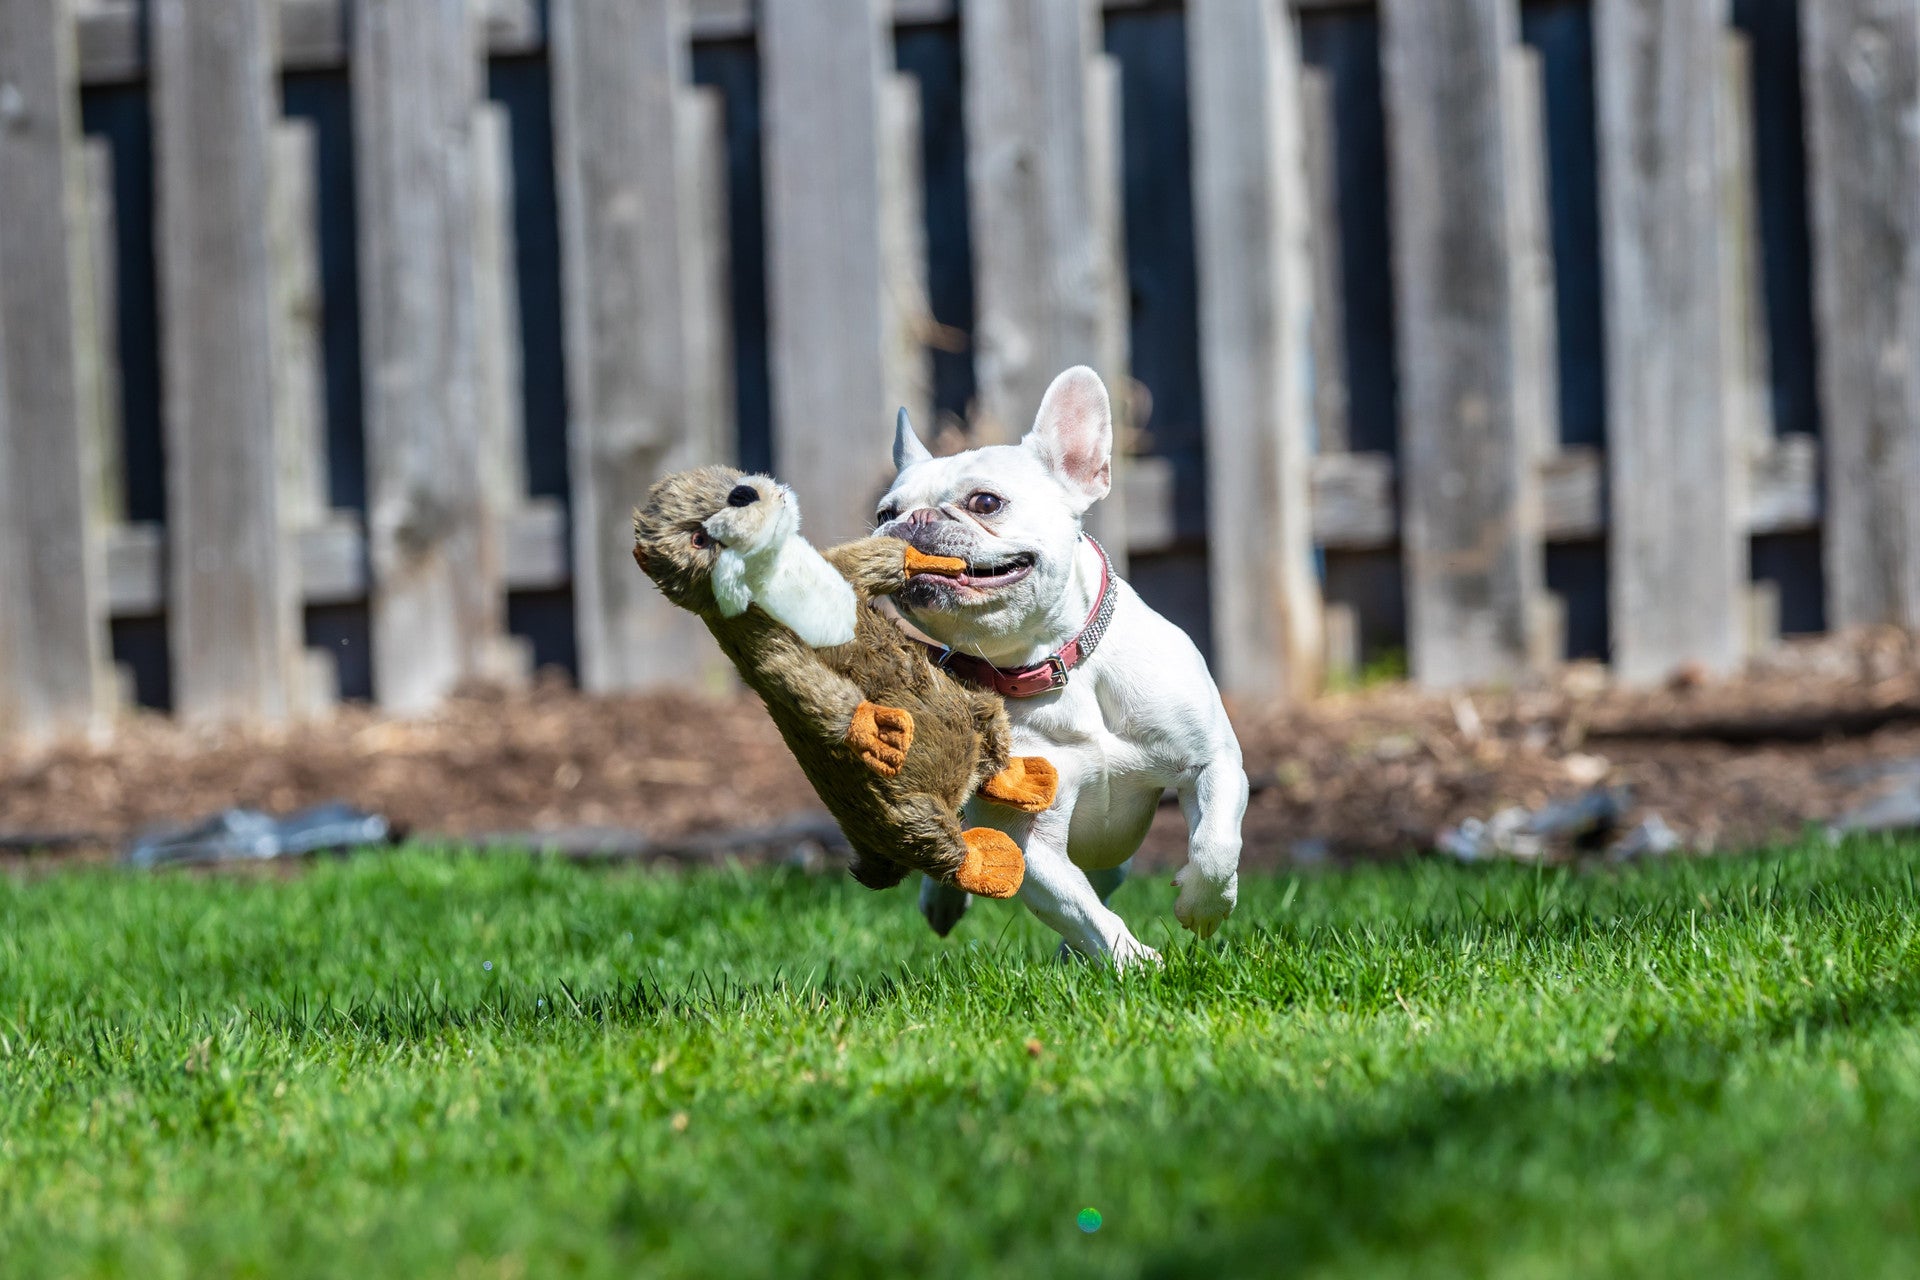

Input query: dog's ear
[893,407,933,471]
[1022,366,1112,512]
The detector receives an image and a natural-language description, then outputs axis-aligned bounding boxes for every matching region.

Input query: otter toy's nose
[727,484,760,508]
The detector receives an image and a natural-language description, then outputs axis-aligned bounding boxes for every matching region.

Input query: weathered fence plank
[1084,50,1131,576]
[1718,33,1772,453]
[677,86,736,472]
[0,0,108,734]
[152,0,297,722]
[271,120,327,533]
[474,102,528,525]
[1802,0,1920,630]
[80,138,124,530]
[352,0,504,711]
[1187,0,1323,697]
[879,72,933,464]
[1301,64,1351,456]
[1717,32,1774,648]
[1594,0,1744,682]
[550,0,718,690]
[1505,46,1560,465]
[270,117,338,715]
[1505,44,1565,663]
[963,0,1113,444]
[762,0,897,542]
[1381,0,1544,687]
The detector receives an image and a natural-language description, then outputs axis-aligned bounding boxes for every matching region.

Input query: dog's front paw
[1108,935,1163,970]
[1059,932,1161,969]
[846,701,914,776]
[1171,865,1237,939]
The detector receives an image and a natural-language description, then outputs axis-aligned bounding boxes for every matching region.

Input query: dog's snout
[726,484,760,508]
[901,507,945,528]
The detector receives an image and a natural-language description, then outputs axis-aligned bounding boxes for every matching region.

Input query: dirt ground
[8,629,1920,871]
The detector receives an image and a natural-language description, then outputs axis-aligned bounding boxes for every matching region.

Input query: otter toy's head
[632,467,804,616]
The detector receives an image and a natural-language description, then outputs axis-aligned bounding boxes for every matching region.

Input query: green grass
[5,841,1920,1278]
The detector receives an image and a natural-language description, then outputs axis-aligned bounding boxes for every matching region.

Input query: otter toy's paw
[978,756,1059,814]
[902,546,967,578]
[953,828,1024,899]
[847,701,914,776]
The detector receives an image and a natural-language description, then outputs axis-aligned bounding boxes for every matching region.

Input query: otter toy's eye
[965,492,1005,516]
[691,529,712,550]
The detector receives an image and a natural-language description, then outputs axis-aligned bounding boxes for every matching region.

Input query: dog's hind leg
[898,796,1018,934]
[1085,859,1130,904]
[918,876,971,937]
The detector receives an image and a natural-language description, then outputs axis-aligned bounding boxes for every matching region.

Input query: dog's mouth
[910,550,1037,593]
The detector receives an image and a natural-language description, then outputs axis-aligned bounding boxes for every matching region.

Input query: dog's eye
[876,505,899,525]
[691,529,712,550]
[965,492,1005,516]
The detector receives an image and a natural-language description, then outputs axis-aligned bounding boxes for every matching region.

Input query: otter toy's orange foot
[978,756,1059,814]
[902,546,967,578]
[846,701,914,776]
[953,828,1024,898]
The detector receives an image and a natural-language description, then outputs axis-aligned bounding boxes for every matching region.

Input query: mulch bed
[8,629,1920,872]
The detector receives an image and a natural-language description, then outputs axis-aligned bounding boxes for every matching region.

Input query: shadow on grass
[1133,960,1920,1278]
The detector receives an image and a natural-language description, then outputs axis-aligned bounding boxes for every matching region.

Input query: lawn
[5,840,1920,1278]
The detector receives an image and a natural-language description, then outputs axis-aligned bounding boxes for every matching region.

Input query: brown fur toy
[631,465,1058,897]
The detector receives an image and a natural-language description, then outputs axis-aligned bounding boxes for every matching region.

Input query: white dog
[877,366,1247,966]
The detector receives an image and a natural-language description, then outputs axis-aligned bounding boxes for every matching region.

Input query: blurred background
[2,0,1918,866]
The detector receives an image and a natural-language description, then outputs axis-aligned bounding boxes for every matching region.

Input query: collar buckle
[1001,654,1069,699]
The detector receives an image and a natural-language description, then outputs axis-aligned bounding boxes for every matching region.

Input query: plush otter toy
[632,465,1058,898]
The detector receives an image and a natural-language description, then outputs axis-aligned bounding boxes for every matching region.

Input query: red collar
[926,538,1116,699]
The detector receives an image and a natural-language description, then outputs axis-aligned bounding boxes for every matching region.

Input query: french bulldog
[877,365,1247,966]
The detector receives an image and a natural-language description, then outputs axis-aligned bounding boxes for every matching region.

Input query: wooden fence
[0,0,1915,734]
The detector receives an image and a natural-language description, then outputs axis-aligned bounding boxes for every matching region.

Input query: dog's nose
[901,507,945,527]
[726,484,759,508]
